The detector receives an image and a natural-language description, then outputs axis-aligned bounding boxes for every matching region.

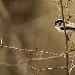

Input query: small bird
[54,19,75,32]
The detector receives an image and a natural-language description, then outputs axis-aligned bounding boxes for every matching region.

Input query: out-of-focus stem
[60,0,69,75]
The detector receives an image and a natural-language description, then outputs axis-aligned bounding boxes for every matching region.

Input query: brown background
[0,0,75,75]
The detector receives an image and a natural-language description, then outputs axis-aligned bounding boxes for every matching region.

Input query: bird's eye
[54,19,63,26]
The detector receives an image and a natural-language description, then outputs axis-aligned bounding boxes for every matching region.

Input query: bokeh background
[0,0,75,75]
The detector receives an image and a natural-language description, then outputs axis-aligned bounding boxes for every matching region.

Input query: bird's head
[54,19,63,26]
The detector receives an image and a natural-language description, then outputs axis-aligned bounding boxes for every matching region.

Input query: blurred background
[0,0,75,75]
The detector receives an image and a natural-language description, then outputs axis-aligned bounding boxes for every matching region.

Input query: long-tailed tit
[54,19,75,32]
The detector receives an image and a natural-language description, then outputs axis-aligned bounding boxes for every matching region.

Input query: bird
[54,19,75,32]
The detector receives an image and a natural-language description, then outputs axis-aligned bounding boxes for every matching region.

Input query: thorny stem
[60,0,69,75]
